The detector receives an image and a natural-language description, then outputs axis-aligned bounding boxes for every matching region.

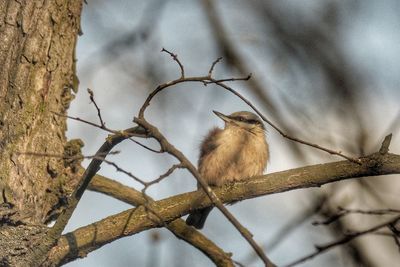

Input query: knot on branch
[363,154,385,175]
[63,139,85,172]
[359,134,394,173]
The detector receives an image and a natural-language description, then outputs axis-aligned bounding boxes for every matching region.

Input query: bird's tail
[186,207,213,229]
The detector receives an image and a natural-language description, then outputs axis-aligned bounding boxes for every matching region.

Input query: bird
[186,110,269,229]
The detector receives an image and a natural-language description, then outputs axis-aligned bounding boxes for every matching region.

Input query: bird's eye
[248,119,259,124]
[233,116,245,122]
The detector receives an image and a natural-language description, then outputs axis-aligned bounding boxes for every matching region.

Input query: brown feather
[186,111,269,229]
[199,127,222,161]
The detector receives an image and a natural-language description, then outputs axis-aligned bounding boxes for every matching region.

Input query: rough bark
[0,1,83,266]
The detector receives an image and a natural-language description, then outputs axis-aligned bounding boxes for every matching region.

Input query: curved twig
[137,50,361,163]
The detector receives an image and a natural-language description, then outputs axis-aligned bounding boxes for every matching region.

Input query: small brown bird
[186,110,269,229]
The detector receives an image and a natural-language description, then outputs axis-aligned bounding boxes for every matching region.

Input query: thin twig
[138,50,361,163]
[24,150,179,189]
[87,88,105,127]
[16,150,152,186]
[52,111,113,133]
[145,163,184,187]
[212,79,362,164]
[208,57,223,76]
[313,207,400,226]
[204,74,252,84]
[139,163,186,226]
[15,151,119,160]
[52,111,161,154]
[388,223,400,252]
[161,48,184,78]
[243,195,326,265]
[284,216,400,267]
[137,75,249,118]
[100,157,147,185]
[128,138,163,153]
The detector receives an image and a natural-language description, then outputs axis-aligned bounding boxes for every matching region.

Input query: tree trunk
[0,1,83,266]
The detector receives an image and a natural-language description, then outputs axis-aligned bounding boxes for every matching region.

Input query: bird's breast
[198,128,268,186]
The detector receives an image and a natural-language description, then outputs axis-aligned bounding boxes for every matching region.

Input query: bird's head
[213,110,265,133]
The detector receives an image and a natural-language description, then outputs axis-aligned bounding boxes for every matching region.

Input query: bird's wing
[198,127,222,167]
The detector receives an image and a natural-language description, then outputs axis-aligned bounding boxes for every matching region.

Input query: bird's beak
[213,110,232,123]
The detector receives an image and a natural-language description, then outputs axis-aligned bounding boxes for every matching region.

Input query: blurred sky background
[64,1,400,266]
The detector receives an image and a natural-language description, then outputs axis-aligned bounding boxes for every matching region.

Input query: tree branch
[284,215,400,267]
[47,152,400,265]
[89,174,234,267]
[47,173,234,266]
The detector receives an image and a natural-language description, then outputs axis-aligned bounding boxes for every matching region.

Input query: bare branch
[388,223,400,253]
[313,207,400,226]
[15,151,119,160]
[52,111,113,134]
[93,174,235,267]
[100,157,147,185]
[208,56,223,76]
[284,216,400,267]
[145,163,184,187]
[137,50,361,163]
[243,195,326,265]
[48,152,400,266]
[211,80,362,164]
[48,173,234,267]
[53,111,161,153]
[161,48,185,78]
[19,150,178,189]
[87,88,105,127]
[128,138,163,153]
[204,75,251,84]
